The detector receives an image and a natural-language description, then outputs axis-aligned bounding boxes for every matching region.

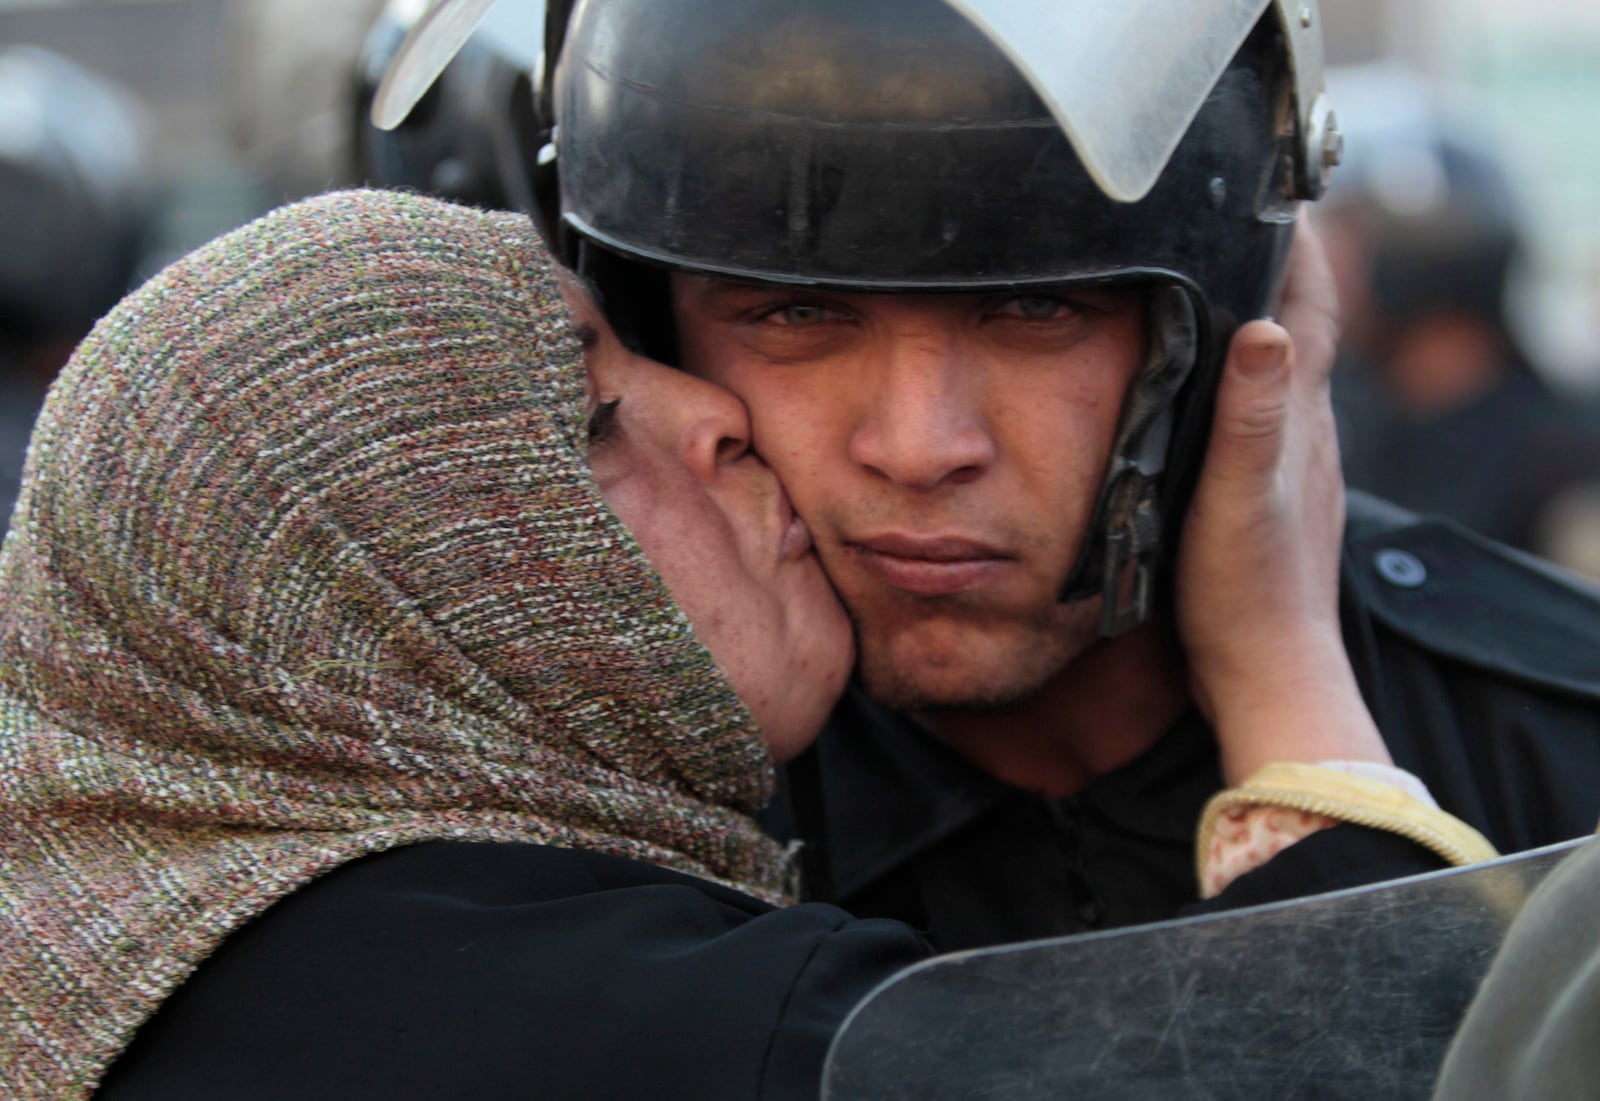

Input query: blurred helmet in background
[1319,63,1532,366]
[222,0,388,203]
[0,46,152,341]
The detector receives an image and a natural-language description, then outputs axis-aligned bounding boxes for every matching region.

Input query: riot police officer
[380,0,1600,950]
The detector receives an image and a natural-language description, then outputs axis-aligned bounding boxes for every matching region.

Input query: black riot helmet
[374,0,1342,635]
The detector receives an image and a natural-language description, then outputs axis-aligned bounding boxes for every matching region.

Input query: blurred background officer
[0,0,525,540]
[1316,63,1600,572]
[0,45,152,527]
[220,0,387,205]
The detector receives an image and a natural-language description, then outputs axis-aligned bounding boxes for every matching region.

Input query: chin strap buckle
[1097,490,1160,638]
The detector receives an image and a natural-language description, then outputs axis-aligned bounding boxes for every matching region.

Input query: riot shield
[823,838,1591,1101]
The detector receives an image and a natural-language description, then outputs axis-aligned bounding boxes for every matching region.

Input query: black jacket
[789,492,1600,951]
[96,841,930,1101]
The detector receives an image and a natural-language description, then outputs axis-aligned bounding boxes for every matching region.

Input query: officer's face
[672,276,1147,710]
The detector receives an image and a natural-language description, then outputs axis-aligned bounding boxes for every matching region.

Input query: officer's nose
[847,328,996,489]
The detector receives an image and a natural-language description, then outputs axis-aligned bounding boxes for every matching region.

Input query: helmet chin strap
[1059,284,1200,637]
[1089,465,1164,637]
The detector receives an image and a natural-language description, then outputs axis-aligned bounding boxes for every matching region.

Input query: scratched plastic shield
[823,838,1589,1101]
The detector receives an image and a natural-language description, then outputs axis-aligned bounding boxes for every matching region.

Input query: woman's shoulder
[97,841,930,1101]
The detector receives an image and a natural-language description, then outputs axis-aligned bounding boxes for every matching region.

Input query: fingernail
[1238,342,1288,379]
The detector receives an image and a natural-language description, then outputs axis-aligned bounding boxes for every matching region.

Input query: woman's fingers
[1204,320,1293,492]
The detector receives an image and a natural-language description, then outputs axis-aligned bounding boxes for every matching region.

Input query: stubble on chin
[848,597,1103,713]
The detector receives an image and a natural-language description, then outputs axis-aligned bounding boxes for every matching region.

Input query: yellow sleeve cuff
[1196,762,1500,888]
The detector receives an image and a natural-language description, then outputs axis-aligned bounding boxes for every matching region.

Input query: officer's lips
[848,534,1012,596]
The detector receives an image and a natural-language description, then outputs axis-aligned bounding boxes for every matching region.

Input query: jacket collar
[809,689,1222,900]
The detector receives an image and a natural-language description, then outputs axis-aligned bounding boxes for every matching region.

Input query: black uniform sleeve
[96,841,932,1101]
[1185,822,1451,915]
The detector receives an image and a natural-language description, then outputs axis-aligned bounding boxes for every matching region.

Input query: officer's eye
[760,302,834,327]
[1000,295,1071,321]
[587,398,621,446]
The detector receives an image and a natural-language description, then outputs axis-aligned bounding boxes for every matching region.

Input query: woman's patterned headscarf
[0,190,790,1098]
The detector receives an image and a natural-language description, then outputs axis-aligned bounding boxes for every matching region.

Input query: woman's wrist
[1197,639,1391,786]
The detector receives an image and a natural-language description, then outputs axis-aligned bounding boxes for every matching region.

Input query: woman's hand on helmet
[1177,214,1391,786]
